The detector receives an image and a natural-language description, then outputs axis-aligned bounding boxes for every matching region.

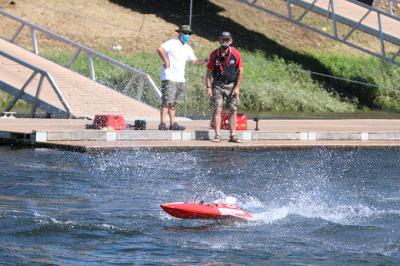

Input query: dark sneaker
[158,122,168,130]
[169,122,186,131]
[229,135,242,143]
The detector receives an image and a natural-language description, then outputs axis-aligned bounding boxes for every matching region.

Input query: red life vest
[208,47,243,84]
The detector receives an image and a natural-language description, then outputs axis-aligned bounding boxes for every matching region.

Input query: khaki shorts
[161,80,185,106]
[211,83,239,111]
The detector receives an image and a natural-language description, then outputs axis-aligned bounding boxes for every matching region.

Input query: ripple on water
[0,147,399,264]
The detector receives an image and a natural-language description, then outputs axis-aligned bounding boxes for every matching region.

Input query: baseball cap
[220,31,232,39]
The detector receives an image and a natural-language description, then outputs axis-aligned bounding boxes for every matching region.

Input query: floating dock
[1,118,400,151]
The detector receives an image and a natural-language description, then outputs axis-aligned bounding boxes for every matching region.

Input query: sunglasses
[180,31,192,35]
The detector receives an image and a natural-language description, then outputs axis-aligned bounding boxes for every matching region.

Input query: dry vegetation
[1,0,397,56]
[0,0,349,54]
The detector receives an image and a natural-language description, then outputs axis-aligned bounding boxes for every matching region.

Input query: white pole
[185,0,193,119]
[189,0,193,27]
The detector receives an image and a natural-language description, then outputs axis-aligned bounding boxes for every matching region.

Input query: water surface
[0,147,399,265]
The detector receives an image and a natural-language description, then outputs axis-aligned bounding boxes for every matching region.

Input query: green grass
[315,52,400,110]
[0,91,31,112]
[3,48,400,117]
[238,52,356,113]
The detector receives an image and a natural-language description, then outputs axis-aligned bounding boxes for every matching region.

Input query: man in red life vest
[206,32,244,143]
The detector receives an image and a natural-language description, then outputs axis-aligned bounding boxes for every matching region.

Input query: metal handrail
[346,0,399,20]
[0,50,72,118]
[289,0,400,54]
[240,0,400,66]
[335,0,400,26]
[0,8,161,99]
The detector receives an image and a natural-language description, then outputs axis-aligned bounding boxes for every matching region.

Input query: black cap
[220,31,232,39]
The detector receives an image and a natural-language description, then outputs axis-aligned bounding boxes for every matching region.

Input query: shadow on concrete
[109,0,378,108]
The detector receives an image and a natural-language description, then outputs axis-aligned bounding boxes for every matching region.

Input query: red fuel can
[94,114,126,130]
[220,113,247,130]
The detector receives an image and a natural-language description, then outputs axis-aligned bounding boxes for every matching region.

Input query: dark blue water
[0,146,399,265]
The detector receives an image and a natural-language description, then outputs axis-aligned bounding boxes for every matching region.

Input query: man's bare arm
[233,67,243,96]
[192,58,208,65]
[157,46,170,68]
[205,69,213,97]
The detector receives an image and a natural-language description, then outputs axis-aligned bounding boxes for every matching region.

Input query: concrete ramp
[0,38,160,121]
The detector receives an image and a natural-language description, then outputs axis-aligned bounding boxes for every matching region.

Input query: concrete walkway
[2,118,400,133]
[1,118,400,150]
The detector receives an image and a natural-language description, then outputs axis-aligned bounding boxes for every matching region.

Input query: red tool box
[220,113,247,130]
[94,114,126,130]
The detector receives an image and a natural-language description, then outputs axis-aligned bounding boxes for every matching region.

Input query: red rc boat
[160,197,253,220]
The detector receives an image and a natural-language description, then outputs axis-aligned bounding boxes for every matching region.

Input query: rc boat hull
[160,202,253,220]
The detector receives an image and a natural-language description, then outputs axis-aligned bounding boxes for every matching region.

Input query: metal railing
[0,8,161,101]
[0,50,72,118]
[374,0,400,15]
[239,0,400,66]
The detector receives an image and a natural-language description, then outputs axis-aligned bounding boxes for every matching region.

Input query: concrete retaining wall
[25,130,400,142]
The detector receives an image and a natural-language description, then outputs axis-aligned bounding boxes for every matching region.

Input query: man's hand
[232,86,240,96]
[206,87,212,97]
[163,62,170,69]
[193,58,209,65]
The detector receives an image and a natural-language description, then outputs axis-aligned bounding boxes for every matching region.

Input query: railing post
[11,23,24,43]
[296,0,318,23]
[136,77,145,101]
[330,0,338,38]
[30,74,45,118]
[123,75,135,94]
[377,12,386,59]
[46,73,72,118]
[30,27,38,54]
[391,48,400,61]
[343,9,371,41]
[287,0,292,20]
[5,71,38,112]
[87,54,96,80]
[65,48,81,68]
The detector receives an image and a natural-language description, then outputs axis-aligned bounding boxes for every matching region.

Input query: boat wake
[234,194,400,227]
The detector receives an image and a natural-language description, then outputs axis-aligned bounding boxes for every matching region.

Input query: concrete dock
[1,118,400,151]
